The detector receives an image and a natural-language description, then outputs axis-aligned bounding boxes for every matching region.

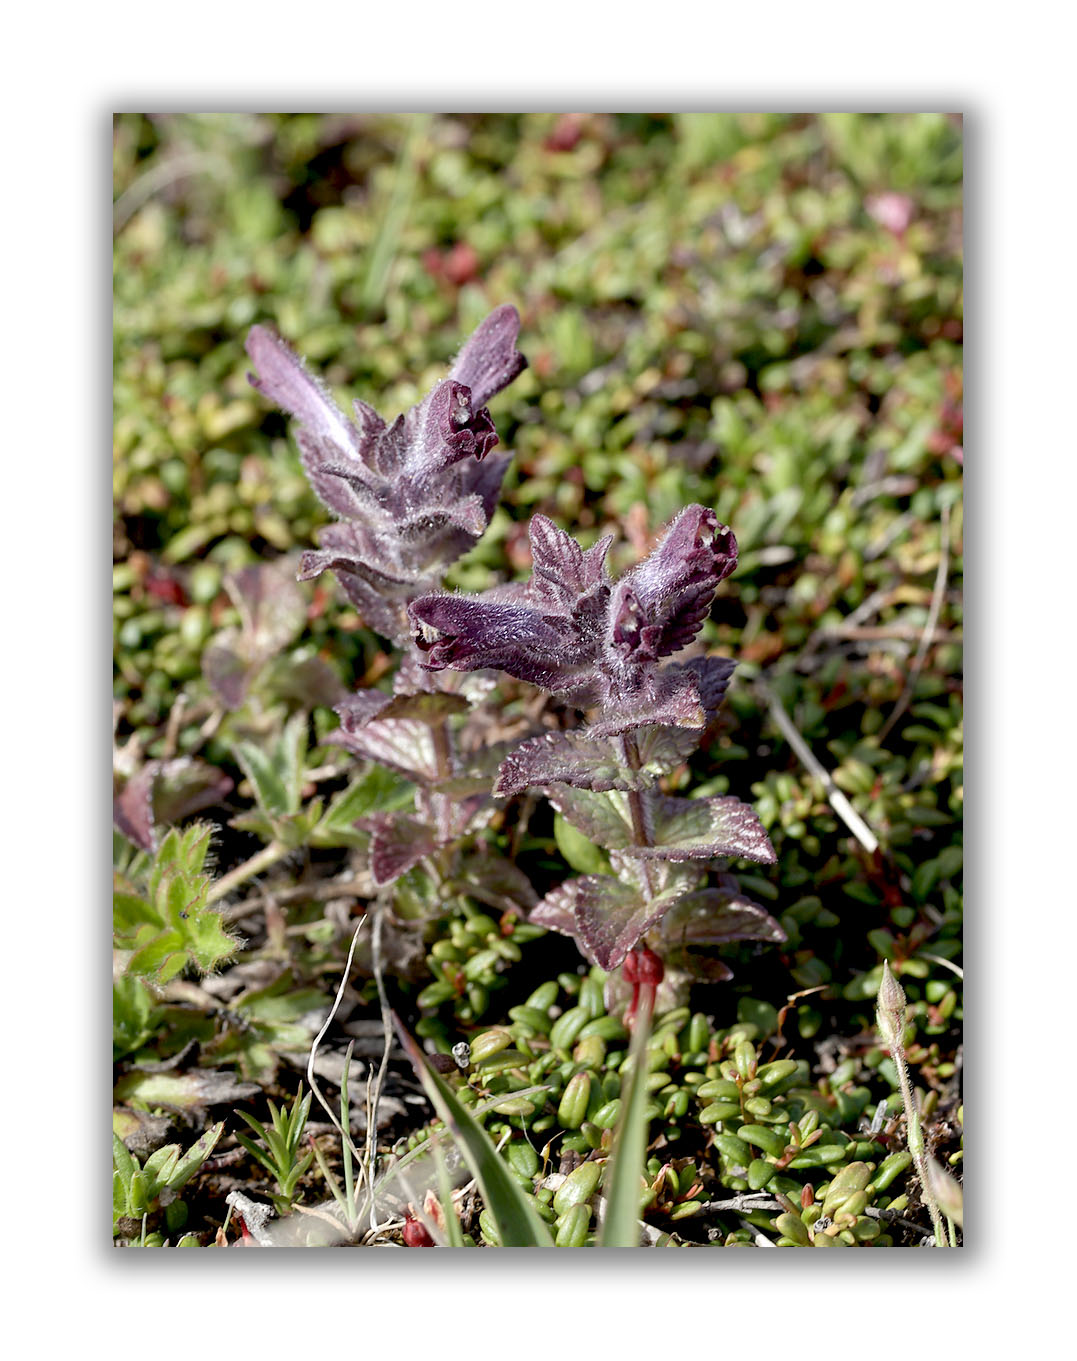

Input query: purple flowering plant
[410,507,783,988]
[247,305,782,1014]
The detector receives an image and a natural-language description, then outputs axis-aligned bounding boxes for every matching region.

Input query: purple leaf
[571,878,673,972]
[247,309,528,642]
[410,595,595,696]
[359,813,436,886]
[658,882,786,947]
[625,794,776,865]
[407,380,499,474]
[409,505,738,732]
[495,730,656,797]
[525,514,612,620]
[673,654,736,721]
[114,762,160,852]
[246,327,365,473]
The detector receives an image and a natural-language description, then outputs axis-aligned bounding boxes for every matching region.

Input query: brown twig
[876,503,952,745]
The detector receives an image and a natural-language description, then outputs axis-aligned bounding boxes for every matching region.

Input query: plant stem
[205,840,289,905]
[431,718,453,782]
[618,732,656,900]
[892,1039,946,1245]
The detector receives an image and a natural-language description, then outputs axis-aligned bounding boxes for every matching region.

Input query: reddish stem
[623,945,664,1030]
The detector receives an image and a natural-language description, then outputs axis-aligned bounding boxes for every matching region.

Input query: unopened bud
[876,960,907,1047]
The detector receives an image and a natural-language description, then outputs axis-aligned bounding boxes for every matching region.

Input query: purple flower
[409,505,737,733]
[246,305,526,642]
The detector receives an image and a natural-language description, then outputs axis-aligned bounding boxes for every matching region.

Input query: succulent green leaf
[395,1019,554,1247]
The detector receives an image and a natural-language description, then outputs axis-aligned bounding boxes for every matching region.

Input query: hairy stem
[891,1038,947,1246]
[619,731,656,900]
[205,840,289,905]
[431,717,453,782]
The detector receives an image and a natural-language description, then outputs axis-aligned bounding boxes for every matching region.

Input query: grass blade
[598,996,654,1247]
[395,1018,554,1247]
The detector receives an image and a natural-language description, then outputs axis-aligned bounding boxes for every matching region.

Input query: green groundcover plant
[113,113,962,1249]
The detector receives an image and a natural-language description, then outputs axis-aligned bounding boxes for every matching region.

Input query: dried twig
[700,1194,784,1214]
[365,901,396,1233]
[877,502,952,744]
[306,916,369,1177]
[757,679,880,854]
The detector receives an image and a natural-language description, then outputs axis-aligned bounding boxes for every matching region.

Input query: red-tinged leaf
[327,716,441,784]
[457,854,538,914]
[415,789,493,843]
[624,794,776,865]
[114,763,160,852]
[152,758,234,826]
[203,633,252,710]
[372,691,470,723]
[224,561,307,661]
[360,813,437,886]
[530,878,596,936]
[495,731,653,797]
[573,879,672,972]
[265,652,346,709]
[658,883,786,947]
[587,670,706,738]
[606,852,704,902]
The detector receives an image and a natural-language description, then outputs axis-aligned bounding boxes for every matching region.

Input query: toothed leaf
[495,730,656,796]
[626,794,777,865]
[360,813,437,886]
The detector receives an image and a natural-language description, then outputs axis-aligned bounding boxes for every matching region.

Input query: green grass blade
[395,1018,554,1247]
[598,996,654,1247]
[430,1130,466,1247]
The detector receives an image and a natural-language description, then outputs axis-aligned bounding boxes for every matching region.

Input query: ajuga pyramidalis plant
[410,507,784,1001]
[248,304,783,1016]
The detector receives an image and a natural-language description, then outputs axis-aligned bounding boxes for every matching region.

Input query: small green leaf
[169,1122,225,1191]
[554,813,611,875]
